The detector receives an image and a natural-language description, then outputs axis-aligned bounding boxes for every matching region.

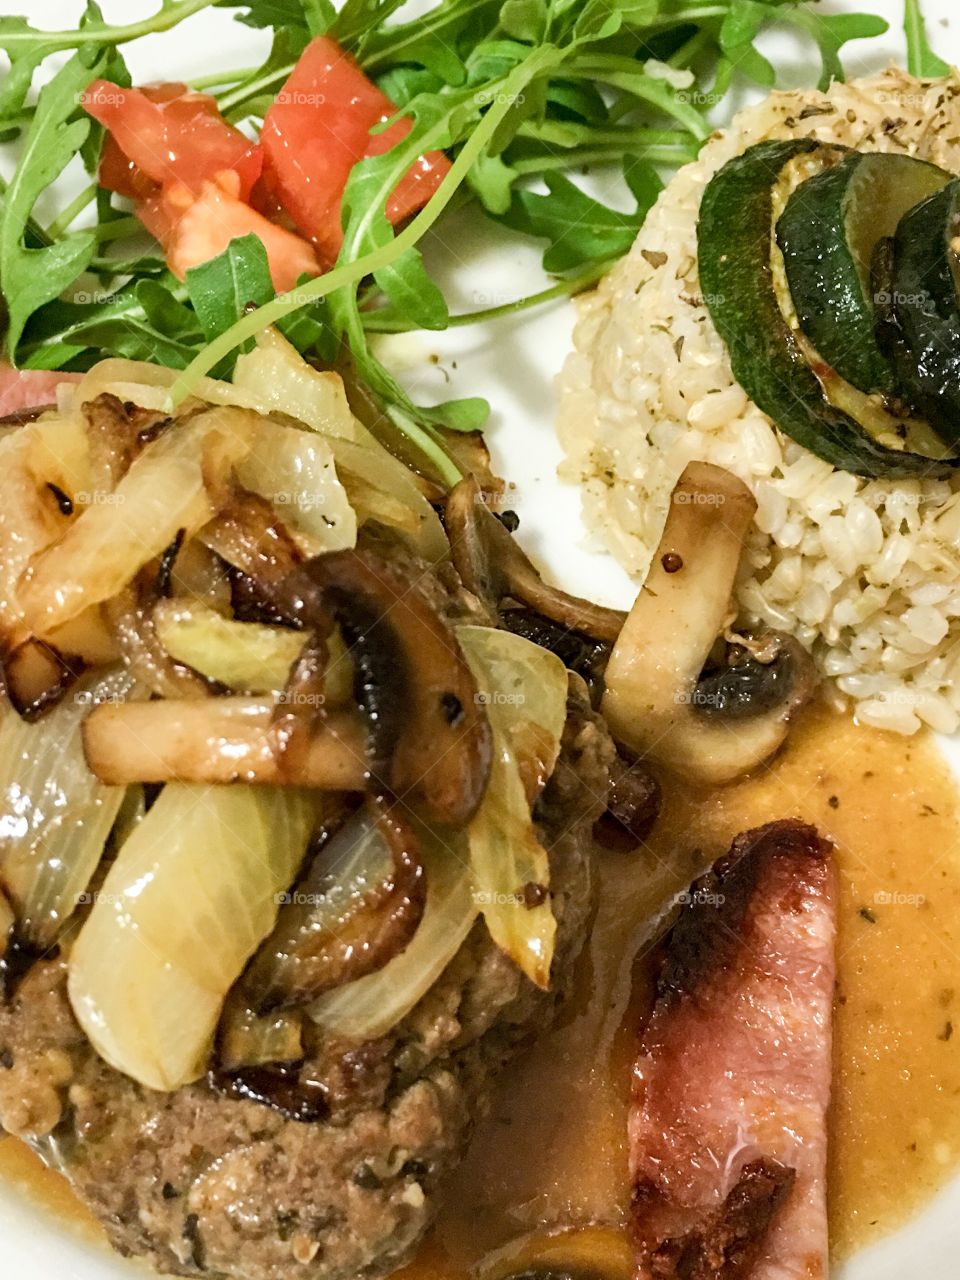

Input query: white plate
[1,1,960,1276]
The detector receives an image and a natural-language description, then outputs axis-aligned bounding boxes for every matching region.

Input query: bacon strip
[0,365,80,418]
[630,820,836,1280]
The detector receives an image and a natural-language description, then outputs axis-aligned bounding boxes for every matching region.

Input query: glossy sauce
[3,706,960,1272]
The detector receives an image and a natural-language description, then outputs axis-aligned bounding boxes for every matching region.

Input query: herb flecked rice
[558,69,960,735]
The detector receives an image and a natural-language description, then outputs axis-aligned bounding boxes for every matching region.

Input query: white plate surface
[1,1,960,1275]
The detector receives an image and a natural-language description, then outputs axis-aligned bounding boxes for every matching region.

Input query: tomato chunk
[140,175,320,293]
[261,36,451,264]
[84,81,263,201]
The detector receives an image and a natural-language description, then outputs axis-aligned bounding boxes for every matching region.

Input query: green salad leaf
[0,47,111,356]
[904,0,951,78]
[0,0,894,480]
[496,164,663,273]
[187,233,275,346]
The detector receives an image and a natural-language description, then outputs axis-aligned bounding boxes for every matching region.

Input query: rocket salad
[0,0,925,483]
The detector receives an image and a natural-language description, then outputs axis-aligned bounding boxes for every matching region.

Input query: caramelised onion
[236,418,357,556]
[457,625,569,990]
[20,406,258,637]
[0,413,90,655]
[0,889,13,961]
[243,801,425,1013]
[0,666,136,950]
[308,834,475,1042]
[232,328,357,440]
[81,695,367,789]
[199,487,303,624]
[105,565,212,701]
[67,783,319,1091]
[83,392,163,493]
[166,538,233,612]
[282,550,492,828]
[153,600,308,694]
[217,989,304,1073]
[233,330,446,561]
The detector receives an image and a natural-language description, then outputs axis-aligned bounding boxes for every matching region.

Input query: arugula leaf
[500,0,548,45]
[218,24,307,118]
[782,8,889,90]
[719,0,776,87]
[0,0,219,54]
[358,0,495,83]
[20,274,199,370]
[468,150,519,215]
[217,0,333,35]
[0,24,57,122]
[494,169,661,273]
[332,0,410,52]
[904,0,951,78]
[186,234,274,345]
[0,47,111,358]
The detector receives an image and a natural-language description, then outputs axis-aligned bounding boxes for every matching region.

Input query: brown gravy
[3,705,960,1273]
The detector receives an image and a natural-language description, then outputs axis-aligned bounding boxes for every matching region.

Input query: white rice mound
[558,69,960,736]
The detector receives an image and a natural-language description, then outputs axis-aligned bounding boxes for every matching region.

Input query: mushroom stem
[601,462,812,785]
[82,696,367,788]
[446,475,626,642]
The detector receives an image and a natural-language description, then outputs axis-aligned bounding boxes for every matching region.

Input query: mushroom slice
[281,550,492,828]
[81,695,367,789]
[2,637,83,720]
[446,475,625,642]
[602,462,814,785]
[243,799,426,1013]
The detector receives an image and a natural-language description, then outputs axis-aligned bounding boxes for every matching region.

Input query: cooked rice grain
[558,69,960,735]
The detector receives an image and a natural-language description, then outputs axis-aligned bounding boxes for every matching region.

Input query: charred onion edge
[207,1061,330,1124]
[446,475,625,643]
[280,549,492,828]
[244,797,427,1014]
[601,462,815,785]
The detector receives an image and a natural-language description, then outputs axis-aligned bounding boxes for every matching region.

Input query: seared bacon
[630,820,836,1280]
[0,365,80,418]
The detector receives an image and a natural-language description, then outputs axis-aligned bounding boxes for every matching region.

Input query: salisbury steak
[0,674,614,1280]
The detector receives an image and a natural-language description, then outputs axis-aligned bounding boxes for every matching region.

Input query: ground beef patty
[0,673,614,1280]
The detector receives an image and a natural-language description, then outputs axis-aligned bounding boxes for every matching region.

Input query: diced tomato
[140,174,320,293]
[261,36,451,264]
[84,81,263,201]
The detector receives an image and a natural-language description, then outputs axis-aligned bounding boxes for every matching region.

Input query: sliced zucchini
[891,180,960,445]
[698,139,958,478]
[777,152,950,394]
